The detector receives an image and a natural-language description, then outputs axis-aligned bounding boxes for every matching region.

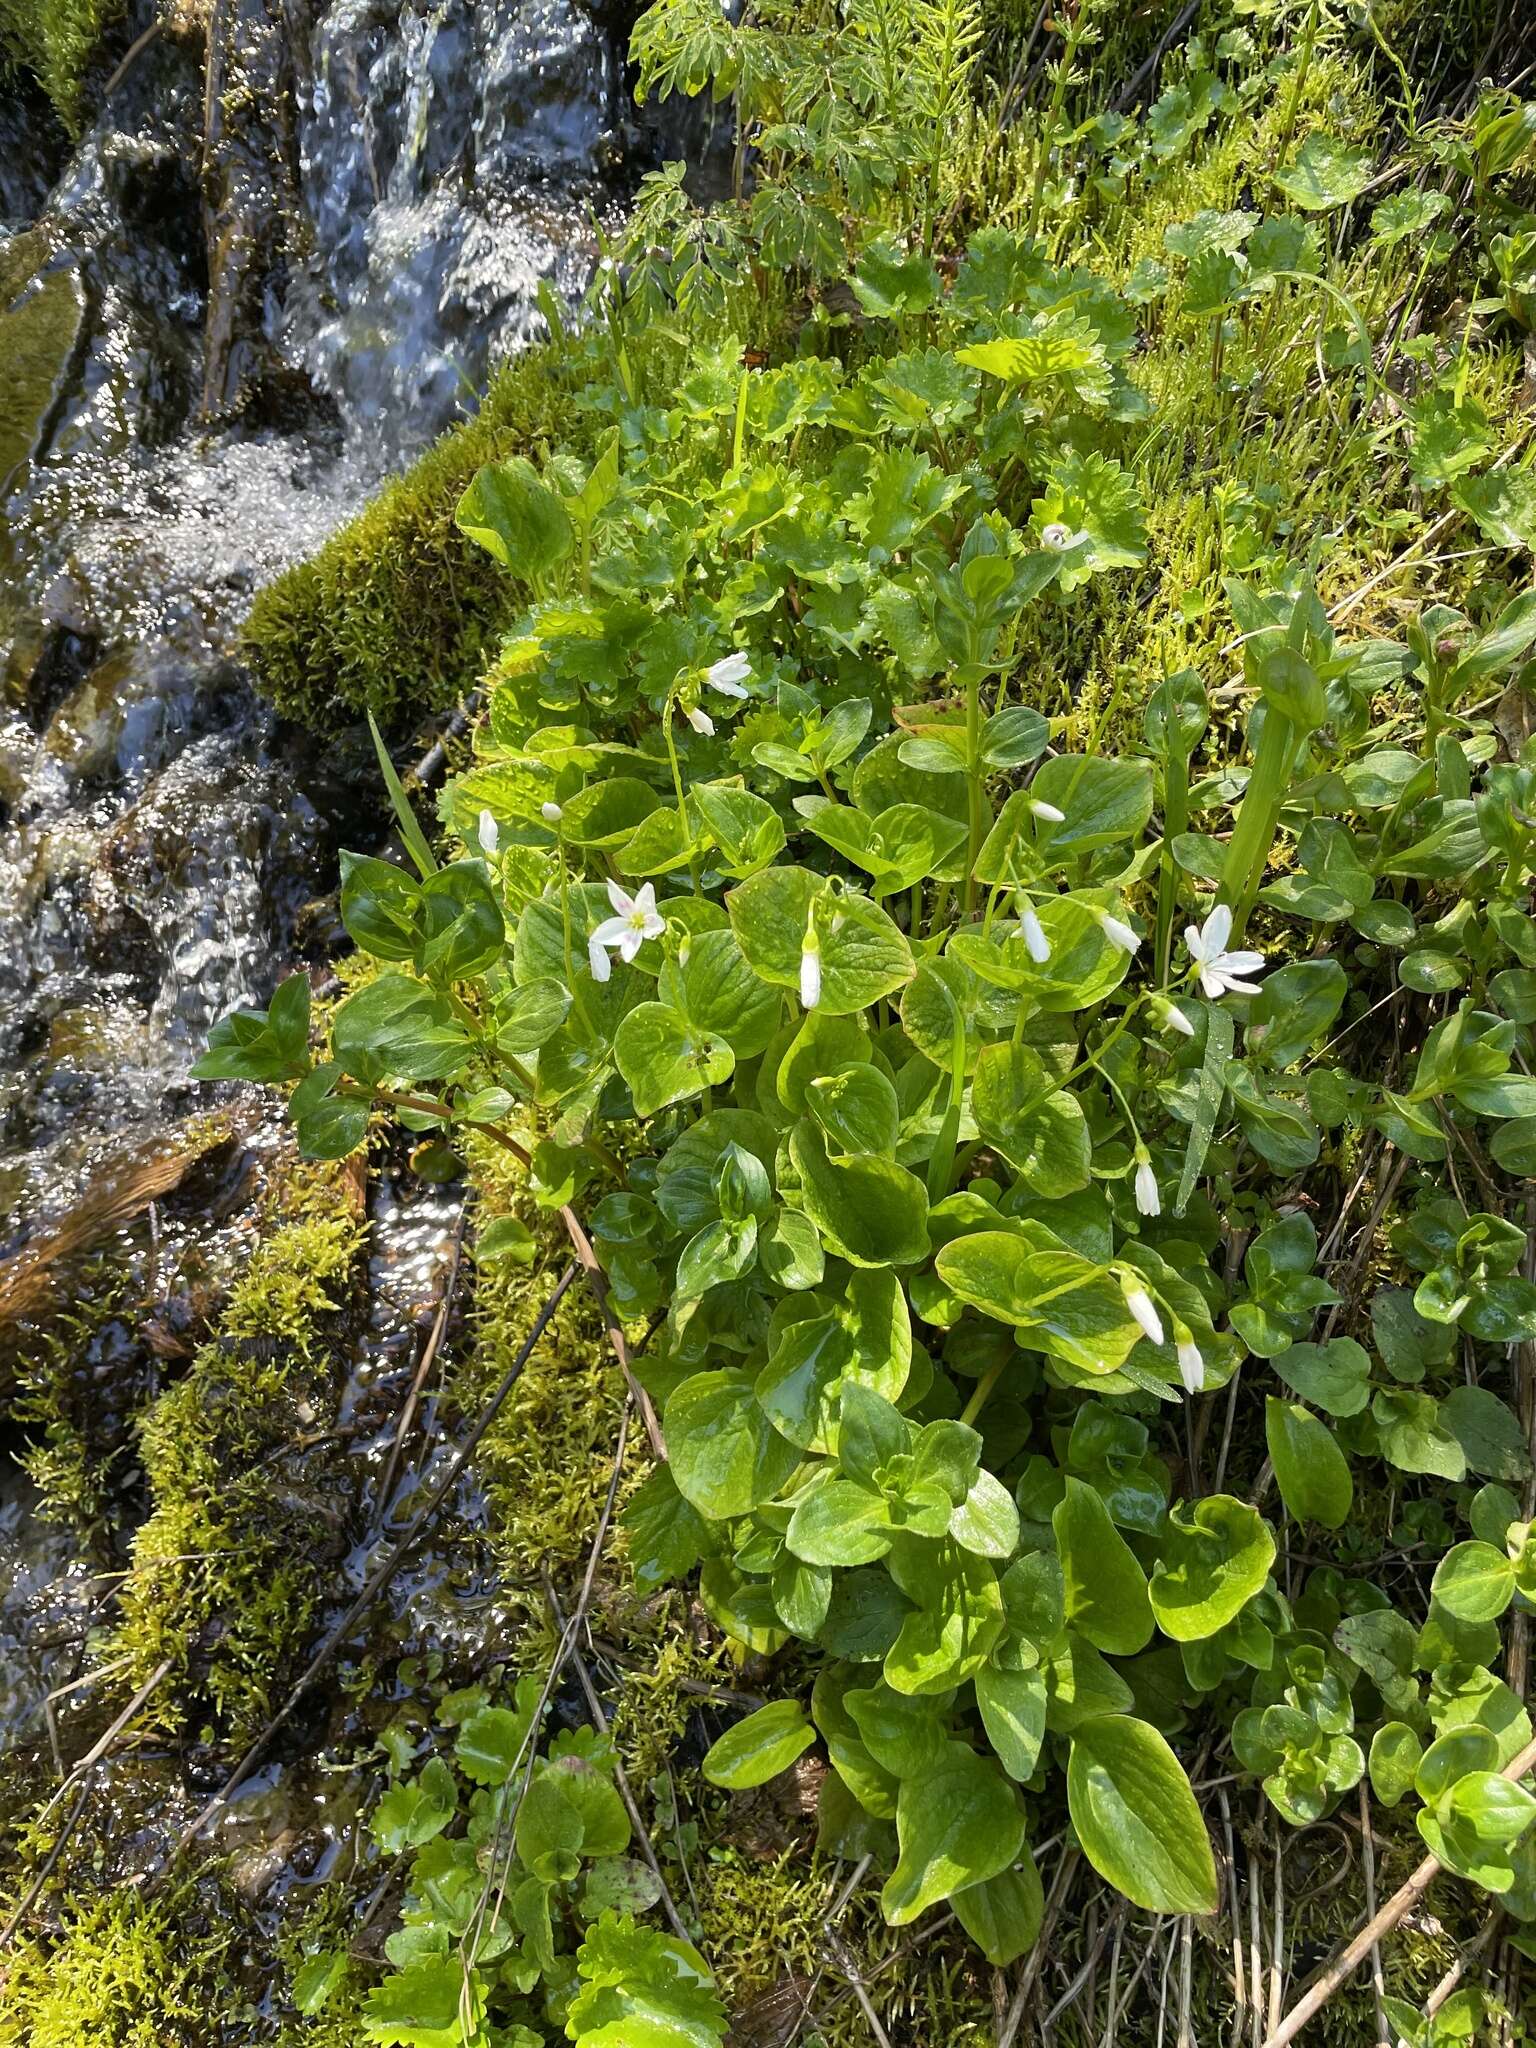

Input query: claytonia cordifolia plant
[199,188,1536,1973]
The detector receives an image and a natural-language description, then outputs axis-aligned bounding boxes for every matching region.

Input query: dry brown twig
[376,1201,470,1514]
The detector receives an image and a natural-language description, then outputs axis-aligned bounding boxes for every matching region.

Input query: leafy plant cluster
[294,1676,725,2048]
[199,0,1536,1998]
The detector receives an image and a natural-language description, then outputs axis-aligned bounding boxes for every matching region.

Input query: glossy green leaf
[951,1856,1044,1966]
[1054,1478,1154,1656]
[667,1370,800,1519]
[1148,1497,1276,1642]
[881,1742,1027,1924]
[1265,1399,1353,1528]
[702,1700,817,1788]
[1067,1717,1219,1914]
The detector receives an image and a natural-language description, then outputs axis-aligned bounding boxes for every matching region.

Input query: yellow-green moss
[0,1883,230,2048]
[0,0,120,127]
[106,1160,366,1733]
[450,1152,629,1585]
[242,342,592,729]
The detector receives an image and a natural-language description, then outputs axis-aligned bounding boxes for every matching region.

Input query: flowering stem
[1156,741,1189,982]
[963,662,986,916]
[1221,706,1297,940]
[925,1007,968,1203]
[662,699,704,898]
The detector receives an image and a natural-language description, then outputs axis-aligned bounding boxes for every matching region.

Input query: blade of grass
[368,709,439,879]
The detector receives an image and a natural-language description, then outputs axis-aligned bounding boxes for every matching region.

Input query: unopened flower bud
[1123,1282,1164,1346]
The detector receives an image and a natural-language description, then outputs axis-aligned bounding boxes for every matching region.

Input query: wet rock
[0,233,86,497]
[200,0,305,421]
[0,1116,233,1335]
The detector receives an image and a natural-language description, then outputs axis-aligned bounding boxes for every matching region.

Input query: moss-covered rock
[241,341,595,729]
[107,1157,367,1735]
[0,1881,232,2048]
[0,231,84,496]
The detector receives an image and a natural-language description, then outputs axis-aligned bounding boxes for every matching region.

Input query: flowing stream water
[0,0,677,1812]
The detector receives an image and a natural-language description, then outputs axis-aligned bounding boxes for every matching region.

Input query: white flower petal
[800,945,821,1009]
[1218,949,1266,977]
[706,651,751,696]
[1199,965,1224,999]
[590,915,632,949]
[606,879,636,917]
[633,883,658,917]
[587,935,612,982]
[617,927,646,963]
[1100,912,1141,955]
[1125,1285,1165,1347]
[1183,922,1206,962]
[1220,973,1264,996]
[1201,903,1233,957]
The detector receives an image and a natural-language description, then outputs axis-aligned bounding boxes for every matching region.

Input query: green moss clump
[107,1161,366,1734]
[0,1883,230,2048]
[451,1164,628,1584]
[0,0,120,128]
[242,343,591,729]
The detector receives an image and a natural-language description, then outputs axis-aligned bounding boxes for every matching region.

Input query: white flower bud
[541,800,563,825]
[1123,1283,1164,1347]
[1175,1328,1206,1393]
[1097,909,1142,956]
[1134,1158,1160,1218]
[477,808,499,854]
[1155,996,1196,1038]
[686,704,715,737]
[1019,905,1051,963]
[800,923,822,1009]
[1029,798,1066,823]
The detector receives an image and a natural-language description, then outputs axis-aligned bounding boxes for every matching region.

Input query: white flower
[540,800,563,825]
[1154,996,1196,1039]
[1123,1283,1164,1347]
[800,922,822,1009]
[1175,1330,1206,1394]
[1040,522,1074,550]
[705,651,751,699]
[587,880,665,982]
[686,704,715,736]
[1018,904,1051,963]
[478,809,499,854]
[1029,798,1066,823]
[1134,1157,1160,1218]
[1096,908,1142,956]
[1184,902,1265,999]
